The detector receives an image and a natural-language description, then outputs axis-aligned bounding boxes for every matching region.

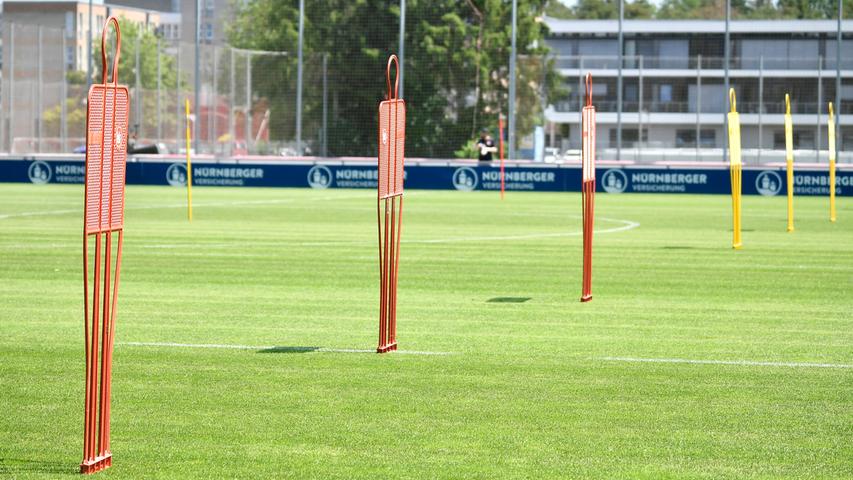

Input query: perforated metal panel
[378,99,405,199]
[85,85,129,234]
[582,106,595,182]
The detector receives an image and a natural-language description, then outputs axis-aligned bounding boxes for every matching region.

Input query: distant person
[476,129,498,162]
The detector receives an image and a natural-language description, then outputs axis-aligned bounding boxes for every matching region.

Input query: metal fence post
[758,55,764,162]
[156,37,161,143]
[8,24,15,152]
[817,55,823,162]
[836,0,842,150]
[246,52,251,152]
[578,56,583,149]
[37,26,43,153]
[211,45,218,153]
[135,32,141,139]
[229,47,235,154]
[176,43,182,148]
[723,0,730,161]
[508,0,517,159]
[696,54,701,160]
[616,0,623,159]
[62,28,68,152]
[322,52,328,157]
[296,0,304,155]
[638,54,644,157]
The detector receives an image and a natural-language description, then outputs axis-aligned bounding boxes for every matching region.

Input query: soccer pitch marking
[598,356,853,369]
[120,341,453,356]
[0,192,371,220]
[297,216,640,246]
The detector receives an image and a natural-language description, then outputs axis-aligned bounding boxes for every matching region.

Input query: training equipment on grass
[376,55,406,353]
[828,102,837,222]
[81,16,129,474]
[185,98,193,221]
[785,94,794,232]
[580,73,595,302]
[727,88,743,249]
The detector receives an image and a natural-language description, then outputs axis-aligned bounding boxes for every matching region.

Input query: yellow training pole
[727,88,742,249]
[185,98,193,222]
[828,102,837,222]
[784,94,794,232]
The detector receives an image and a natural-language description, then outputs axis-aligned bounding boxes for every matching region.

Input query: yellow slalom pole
[784,94,794,232]
[185,98,193,222]
[828,102,837,222]
[727,88,742,249]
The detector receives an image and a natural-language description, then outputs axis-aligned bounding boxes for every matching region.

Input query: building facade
[543,18,853,160]
[2,0,177,72]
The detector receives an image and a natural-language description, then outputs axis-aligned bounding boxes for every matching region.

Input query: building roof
[543,17,853,35]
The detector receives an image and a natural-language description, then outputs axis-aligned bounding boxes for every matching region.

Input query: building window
[66,45,74,68]
[774,130,815,149]
[676,129,716,148]
[609,128,647,148]
[660,84,673,103]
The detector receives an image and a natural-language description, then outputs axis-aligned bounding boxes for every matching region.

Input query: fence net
[0,12,851,164]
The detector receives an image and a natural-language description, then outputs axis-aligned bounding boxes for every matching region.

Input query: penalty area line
[119,341,453,356]
[597,356,853,369]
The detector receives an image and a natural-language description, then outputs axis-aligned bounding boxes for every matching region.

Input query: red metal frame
[81,16,129,474]
[377,55,406,353]
[581,73,595,302]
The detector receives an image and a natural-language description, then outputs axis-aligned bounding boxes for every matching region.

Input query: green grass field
[1,184,851,479]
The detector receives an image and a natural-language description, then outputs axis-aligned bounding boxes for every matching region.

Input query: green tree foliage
[93,18,179,89]
[229,0,562,157]
[545,0,656,19]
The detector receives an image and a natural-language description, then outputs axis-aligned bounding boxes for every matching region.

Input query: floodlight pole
[296,0,304,156]
[616,0,623,161]
[723,0,730,163]
[398,0,405,98]
[508,0,517,160]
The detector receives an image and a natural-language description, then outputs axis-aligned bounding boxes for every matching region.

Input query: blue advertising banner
[2,159,851,197]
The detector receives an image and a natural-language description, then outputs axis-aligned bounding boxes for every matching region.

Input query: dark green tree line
[229,0,562,157]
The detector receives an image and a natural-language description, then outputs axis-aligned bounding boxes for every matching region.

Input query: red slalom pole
[80,16,129,474]
[376,55,406,353]
[581,73,596,302]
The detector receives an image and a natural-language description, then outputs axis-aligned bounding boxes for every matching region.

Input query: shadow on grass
[487,297,531,303]
[0,458,72,475]
[257,346,320,354]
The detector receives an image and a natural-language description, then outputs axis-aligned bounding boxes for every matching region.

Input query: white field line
[598,356,853,369]
[120,341,452,356]
[298,217,640,246]
[1,216,640,250]
[0,192,373,220]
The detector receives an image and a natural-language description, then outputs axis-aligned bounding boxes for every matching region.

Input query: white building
[543,18,853,160]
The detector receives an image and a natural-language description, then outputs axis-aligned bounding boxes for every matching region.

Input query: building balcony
[549,55,853,76]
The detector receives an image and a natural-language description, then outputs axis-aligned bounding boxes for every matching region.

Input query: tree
[228,0,562,158]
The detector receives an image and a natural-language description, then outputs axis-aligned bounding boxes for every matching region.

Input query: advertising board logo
[307,165,333,189]
[601,169,627,193]
[28,161,52,184]
[452,167,478,191]
[166,163,188,187]
[755,171,782,196]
